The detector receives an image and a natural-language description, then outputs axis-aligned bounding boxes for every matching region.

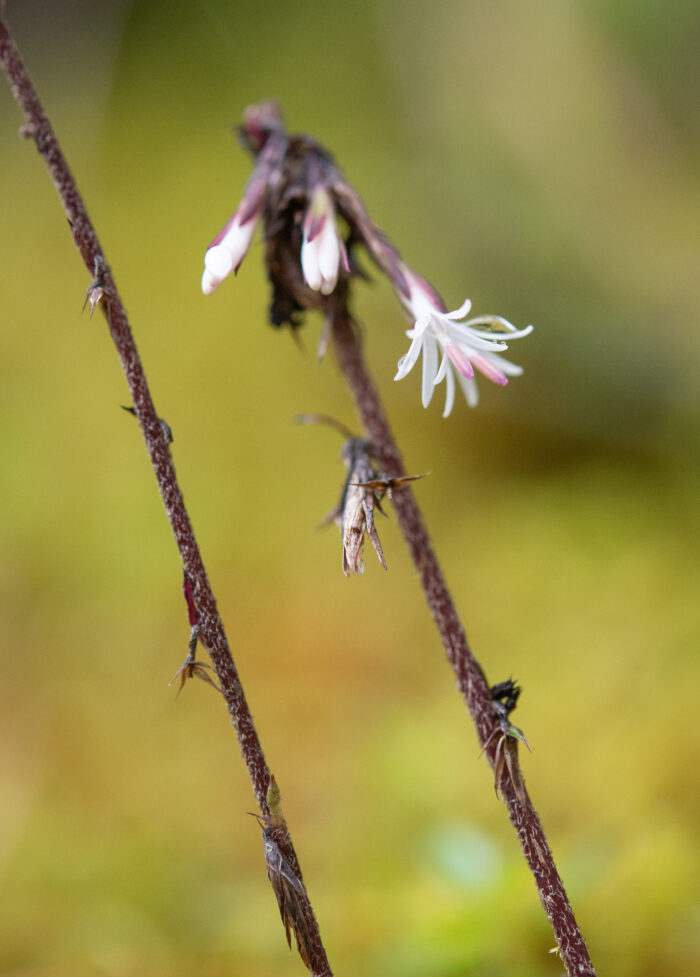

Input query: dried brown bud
[252,810,315,972]
[82,254,109,317]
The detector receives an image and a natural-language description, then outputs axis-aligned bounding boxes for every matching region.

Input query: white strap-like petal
[445,298,473,320]
[481,352,524,377]
[301,237,322,291]
[201,267,222,295]
[442,361,456,417]
[421,335,439,407]
[394,333,425,380]
[435,350,449,384]
[318,218,341,292]
[466,318,534,340]
[204,245,236,280]
[456,370,479,408]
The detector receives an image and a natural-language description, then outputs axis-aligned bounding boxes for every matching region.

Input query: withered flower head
[251,781,316,973]
[202,102,533,413]
[332,437,388,577]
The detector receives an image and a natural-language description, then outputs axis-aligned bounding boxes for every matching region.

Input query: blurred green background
[1,1,698,975]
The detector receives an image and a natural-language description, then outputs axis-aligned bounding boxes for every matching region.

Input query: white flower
[201,206,259,295]
[394,275,533,416]
[300,189,344,295]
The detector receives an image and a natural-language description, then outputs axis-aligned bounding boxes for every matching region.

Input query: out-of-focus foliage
[0,1,698,975]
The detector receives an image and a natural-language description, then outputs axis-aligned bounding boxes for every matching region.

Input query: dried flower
[251,778,315,972]
[394,270,534,415]
[330,437,388,576]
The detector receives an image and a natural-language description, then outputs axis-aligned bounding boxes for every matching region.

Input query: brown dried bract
[169,622,222,696]
[328,437,388,576]
[483,680,530,805]
[252,812,315,971]
[82,254,109,317]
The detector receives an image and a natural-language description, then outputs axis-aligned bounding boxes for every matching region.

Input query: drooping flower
[394,271,533,416]
[201,203,260,295]
[300,188,345,295]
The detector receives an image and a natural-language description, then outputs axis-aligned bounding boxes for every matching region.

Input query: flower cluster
[201,104,533,415]
[394,270,534,416]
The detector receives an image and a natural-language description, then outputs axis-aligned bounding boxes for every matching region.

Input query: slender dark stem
[0,15,331,977]
[331,306,596,977]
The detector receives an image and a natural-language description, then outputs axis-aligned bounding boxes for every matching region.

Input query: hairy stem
[0,15,331,977]
[331,306,596,977]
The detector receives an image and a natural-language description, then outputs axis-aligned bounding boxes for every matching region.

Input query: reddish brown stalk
[0,15,331,977]
[331,306,596,977]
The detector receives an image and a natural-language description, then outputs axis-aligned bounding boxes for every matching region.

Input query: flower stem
[0,14,332,977]
[330,303,596,977]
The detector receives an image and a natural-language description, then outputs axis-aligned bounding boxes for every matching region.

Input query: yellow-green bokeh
[1,1,698,975]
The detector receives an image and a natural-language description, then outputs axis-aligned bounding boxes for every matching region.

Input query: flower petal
[442,361,456,417]
[318,221,340,294]
[469,350,508,385]
[204,244,236,280]
[301,238,322,291]
[486,353,524,377]
[435,350,449,384]
[456,370,479,408]
[446,343,475,379]
[466,318,534,340]
[421,335,439,407]
[444,321,509,351]
[201,267,222,296]
[394,333,424,380]
[445,298,473,321]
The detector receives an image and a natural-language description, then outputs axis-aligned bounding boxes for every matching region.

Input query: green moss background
[1,1,698,975]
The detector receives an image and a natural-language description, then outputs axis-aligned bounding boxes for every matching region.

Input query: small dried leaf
[169,657,221,695]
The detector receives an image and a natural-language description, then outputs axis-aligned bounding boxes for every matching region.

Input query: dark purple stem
[331,306,596,977]
[0,15,331,977]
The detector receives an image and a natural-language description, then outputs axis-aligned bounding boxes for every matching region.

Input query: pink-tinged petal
[442,362,456,418]
[208,212,239,249]
[303,209,325,244]
[421,335,439,407]
[446,343,475,379]
[203,213,258,289]
[222,218,258,269]
[469,350,508,385]
[403,269,446,319]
